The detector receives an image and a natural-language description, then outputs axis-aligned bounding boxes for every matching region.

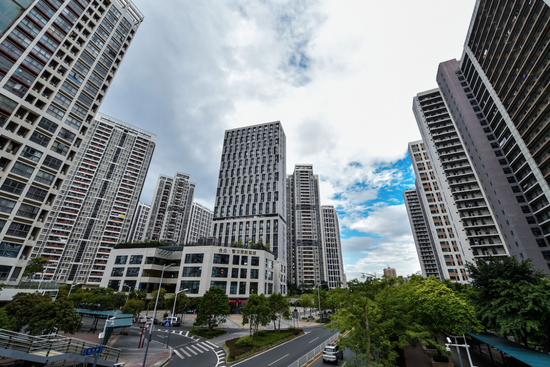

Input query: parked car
[163,316,181,327]
[322,345,343,364]
[137,316,159,325]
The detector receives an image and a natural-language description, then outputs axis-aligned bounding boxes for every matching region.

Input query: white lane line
[268,353,289,366]
[206,340,218,348]
[179,331,183,335]
[173,349,184,359]
[309,337,319,343]
[196,343,211,352]
[185,346,198,356]
[190,344,204,354]
[185,331,189,337]
[180,348,192,357]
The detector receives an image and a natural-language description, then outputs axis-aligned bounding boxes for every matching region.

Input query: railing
[287,332,340,367]
[2,281,61,290]
[0,329,120,363]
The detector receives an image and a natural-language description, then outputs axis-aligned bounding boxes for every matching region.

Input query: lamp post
[445,335,476,367]
[316,284,322,321]
[68,282,81,297]
[165,288,189,348]
[94,317,115,367]
[123,283,131,303]
[142,263,174,367]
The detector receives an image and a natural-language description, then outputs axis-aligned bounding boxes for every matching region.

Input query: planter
[422,344,439,356]
[428,355,453,367]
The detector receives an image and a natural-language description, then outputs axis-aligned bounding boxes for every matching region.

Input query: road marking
[230,332,310,366]
[179,331,183,335]
[190,344,204,354]
[185,331,189,337]
[181,347,194,357]
[309,337,319,343]
[173,349,184,359]
[206,340,218,348]
[196,343,210,352]
[268,353,289,366]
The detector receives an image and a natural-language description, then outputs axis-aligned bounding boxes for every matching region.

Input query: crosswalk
[171,340,225,362]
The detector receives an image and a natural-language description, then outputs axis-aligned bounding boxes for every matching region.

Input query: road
[231,326,338,367]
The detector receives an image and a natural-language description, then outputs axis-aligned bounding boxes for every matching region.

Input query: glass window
[61,81,79,97]
[40,34,59,51]
[22,55,44,74]
[0,40,23,60]
[230,281,238,295]
[46,105,65,121]
[58,128,75,142]
[211,267,228,278]
[1,178,26,195]
[213,254,230,264]
[0,198,16,214]
[251,256,260,266]
[249,282,258,294]
[182,267,202,277]
[232,255,240,265]
[0,241,22,258]
[70,103,87,119]
[43,155,62,170]
[210,281,227,292]
[50,140,69,156]
[35,170,55,185]
[108,280,121,290]
[53,92,72,108]
[115,255,128,264]
[231,268,239,278]
[250,269,259,279]
[38,117,59,133]
[239,281,246,295]
[111,267,124,276]
[20,146,43,162]
[126,267,140,277]
[10,29,32,48]
[129,255,142,264]
[15,203,39,219]
[26,186,48,202]
[184,253,203,263]
[240,268,247,279]
[32,44,52,63]
[181,280,200,294]
[6,222,31,237]
[29,131,51,147]
[241,256,248,266]
[11,161,34,178]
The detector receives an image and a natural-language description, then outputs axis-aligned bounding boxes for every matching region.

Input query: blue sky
[100,0,476,280]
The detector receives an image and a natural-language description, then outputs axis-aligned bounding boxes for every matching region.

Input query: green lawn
[225,329,303,361]
[189,328,227,339]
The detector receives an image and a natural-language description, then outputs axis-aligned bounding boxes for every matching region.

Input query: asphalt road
[231,326,338,367]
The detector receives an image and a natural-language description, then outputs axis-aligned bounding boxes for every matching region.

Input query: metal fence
[0,328,121,362]
[287,332,340,367]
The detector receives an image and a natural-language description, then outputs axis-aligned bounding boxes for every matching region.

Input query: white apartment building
[0,0,143,283]
[211,121,288,294]
[127,201,150,243]
[320,205,345,288]
[145,172,196,245]
[32,113,155,284]
[184,202,212,244]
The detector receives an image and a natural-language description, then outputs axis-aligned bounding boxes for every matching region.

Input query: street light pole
[317,284,321,321]
[166,288,189,348]
[123,283,131,303]
[445,335,476,367]
[142,263,174,367]
[68,282,81,297]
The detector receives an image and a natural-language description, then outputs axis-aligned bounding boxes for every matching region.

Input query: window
[43,155,62,170]
[239,281,246,294]
[211,267,228,278]
[241,256,248,266]
[251,256,259,266]
[108,280,121,290]
[6,222,31,237]
[231,268,239,278]
[129,255,143,264]
[35,170,55,185]
[512,186,521,193]
[250,269,259,279]
[507,176,516,183]
[182,267,202,277]
[21,146,43,162]
[111,267,124,276]
[1,179,26,195]
[213,254,230,264]
[30,131,51,147]
[11,161,34,178]
[526,216,537,224]
[521,206,531,213]
[26,186,48,202]
[126,267,140,277]
[65,115,82,130]
[210,281,227,292]
[115,255,128,264]
[233,255,240,265]
[60,81,78,97]
[53,93,72,108]
[46,105,65,121]
[537,239,547,248]
[240,268,247,278]
[16,203,39,219]
[0,198,16,214]
[71,104,87,119]
[516,196,526,203]
[181,280,200,294]
[542,251,550,261]
[0,241,22,258]
[531,228,543,236]
[185,254,203,263]
[230,281,238,294]
[50,140,69,156]
[249,282,258,294]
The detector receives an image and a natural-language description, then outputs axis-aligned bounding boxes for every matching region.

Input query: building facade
[127,201,150,243]
[0,0,143,283]
[184,202,212,244]
[100,243,281,309]
[211,121,288,294]
[32,113,155,284]
[145,172,196,245]
[383,267,397,278]
[320,205,345,288]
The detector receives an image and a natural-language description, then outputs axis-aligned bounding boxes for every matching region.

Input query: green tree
[147,288,167,310]
[195,287,229,332]
[466,257,550,348]
[298,293,314,316]
[26,298,80,335]
[0,308,16,330]
[166,292,190,316]
[69,287,116,311]
[268,293,291,331]
[4,292,51,332]
[23,256,49,279]
[242,293,271,340]
[128,289,147,302]
[122,299,145,322]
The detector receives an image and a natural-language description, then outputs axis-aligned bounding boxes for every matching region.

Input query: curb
[150,348,172,367]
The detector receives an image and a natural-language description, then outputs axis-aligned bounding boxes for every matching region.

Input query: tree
[166,292,190,316]
[128,289,147,302]
[298,293,314,316]
[0,308,16,331]
[147,288,167,310]
[122,299,145,322]
[195,287,229,332]
[242,293,271,340]
[69,287,116,311]
[268,293,291,331]
[23,256,49,279]
[4,292,51,332]
[26,298,80,335]
[466,257,550,349]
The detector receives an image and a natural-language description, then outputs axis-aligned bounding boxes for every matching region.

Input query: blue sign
[82,346,104,356]
[164,320,171,327]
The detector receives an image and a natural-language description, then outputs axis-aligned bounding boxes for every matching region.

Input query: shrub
[190,328,226,339]
[257,330,267,337]
[235,336,254,347]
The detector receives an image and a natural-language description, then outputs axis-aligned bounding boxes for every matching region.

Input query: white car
[322,345,343,364]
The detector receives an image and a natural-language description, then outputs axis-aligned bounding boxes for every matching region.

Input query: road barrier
[286,332,340,367]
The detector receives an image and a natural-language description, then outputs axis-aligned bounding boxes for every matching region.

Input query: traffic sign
[82,346,104,356]
[164,320,171,327]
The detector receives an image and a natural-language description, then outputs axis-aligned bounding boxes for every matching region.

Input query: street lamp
[68,282,82,297]
[445,335,476,367]
[142,263,174,367]
[166,288,189,347]
[316,284,321,322]
[94,317,115,367]
[123,283,131,303]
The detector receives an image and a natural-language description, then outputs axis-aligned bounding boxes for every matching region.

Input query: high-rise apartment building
[211,121,287,294]
[287,165,324,286]
[320,205,345,288]
[403,187,442,279]
[383,267,397,278]
[32,113,155,284]
[0,0,142,283]
[127,201,149,243]
[185,202,213,244]
[145,172,196,245]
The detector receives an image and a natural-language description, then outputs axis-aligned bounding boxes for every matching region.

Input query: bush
[189,328,226,339]
[235,336,254,347]
[433,355,450,363]
[257,330,267,337]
